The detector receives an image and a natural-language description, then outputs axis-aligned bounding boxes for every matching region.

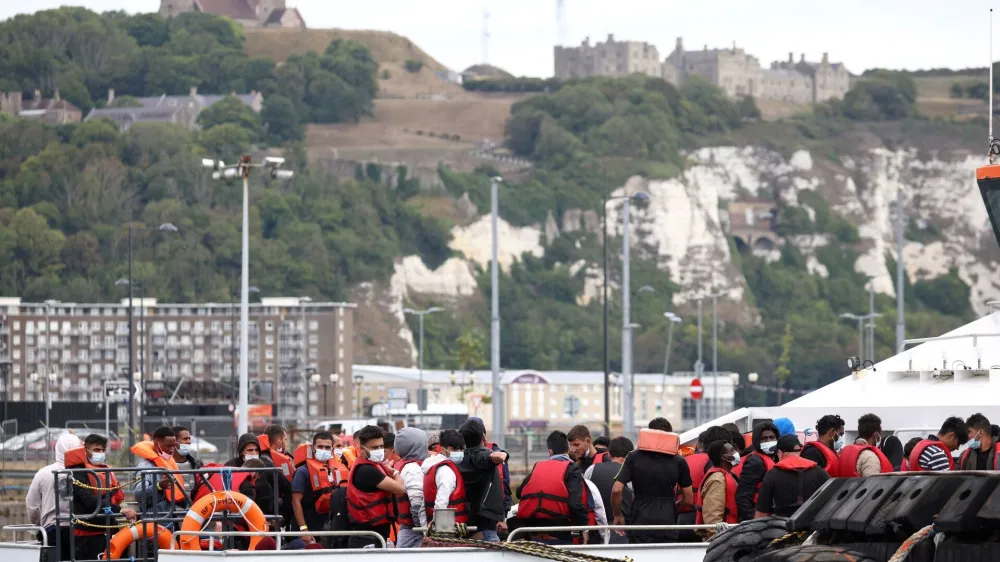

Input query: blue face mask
[449,451,465,463]
[834,435,844,452]
[968,431,982,451]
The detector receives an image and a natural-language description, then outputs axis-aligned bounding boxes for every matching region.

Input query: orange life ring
[179,490,267,551]
[103,522,173,559]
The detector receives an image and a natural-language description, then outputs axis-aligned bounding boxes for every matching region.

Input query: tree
[404,59,423,73]
[261,95,303,144]
[197,96,263,139]
[774,323,793,405]
[198,122,254,162]
[454,329,487,372]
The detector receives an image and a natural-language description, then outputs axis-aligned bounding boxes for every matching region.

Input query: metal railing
[170,530,388,550]
[506,523,731,542]
[1,525,47,546]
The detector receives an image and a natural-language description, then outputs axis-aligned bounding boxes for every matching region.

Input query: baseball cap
[776,434,802,453]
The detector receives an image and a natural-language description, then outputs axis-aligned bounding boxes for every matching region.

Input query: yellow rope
[72,519,143,530]
[427,533,631,562]
[768,531,808,548]
[71,476,142,492]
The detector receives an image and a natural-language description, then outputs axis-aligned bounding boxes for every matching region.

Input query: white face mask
[729,452,741,465]
[177,444,191,456]
[90,452,106,465]
[368,448,385,463]
[334,448,344,458]
[760,441,777,454]
[314,449,333,462]
[244,454,259,462]
[834,435,845,452]
[449,451,465,463]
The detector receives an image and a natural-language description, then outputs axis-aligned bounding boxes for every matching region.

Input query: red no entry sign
[690,378,704,401]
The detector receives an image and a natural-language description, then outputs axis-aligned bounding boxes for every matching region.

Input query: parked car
[190,436,218,454]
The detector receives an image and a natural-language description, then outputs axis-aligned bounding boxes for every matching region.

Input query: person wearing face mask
[733,421,778,522]
[421,429,470,525]
[800,415,845,477]
[67,434,137,561]
[909,416,967,472]
[837,414,893,477]
[292,431,349,543]
[171,426,204,495]
[696,440,740,539]
[346,425,406,548]
[755,435,829,518]
[258,425,295,529]
[132,426,188,516]
[958,413,1000,470]
[393,427,428,548]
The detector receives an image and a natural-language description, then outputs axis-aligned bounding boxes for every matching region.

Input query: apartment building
[0,296,355,421]
[351,365,737,433]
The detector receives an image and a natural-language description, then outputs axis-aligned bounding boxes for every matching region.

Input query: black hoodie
[735,421,778,522]
[224,433,276,515]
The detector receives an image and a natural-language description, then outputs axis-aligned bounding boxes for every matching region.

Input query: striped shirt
[917,438,952,472]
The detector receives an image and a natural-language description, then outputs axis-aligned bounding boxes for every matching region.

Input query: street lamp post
[204,155,293,434]
[840,312,882,362]
[489,176,504,448]
[352,374,363,418]
[607,192,650,440]
[299,296,313,423]
[403,306,444,411]
[661,312,681,410]
[230,285,259,415]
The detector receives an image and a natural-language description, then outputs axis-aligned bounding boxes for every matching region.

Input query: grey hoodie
[26,433,82,528]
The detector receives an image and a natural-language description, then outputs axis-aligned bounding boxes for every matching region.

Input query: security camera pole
[204,155,293,433]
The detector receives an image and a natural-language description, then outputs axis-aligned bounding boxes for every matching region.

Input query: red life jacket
[676,452,710,514]
[64,447,125,536]
[485,441,506,495]
[193,464,253,502]
[695,467,738,525]
[959,442,1000,470]
[517,459,576,520]
[346,457,394,527]
[801,441,840,477]
[771,455,819,510]
[423,459,469,524]
[258,435,295,482]
[908,439,954,472]
[592,450,611,464]
[395,459,422,527]
[730,450,775,505]
[837,444,893,477]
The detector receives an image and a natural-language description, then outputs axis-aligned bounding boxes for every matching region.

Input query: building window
[194,336,204,346]
[265,335,274,345]
[180,321,190,332]
[105,364,114,375]
[194,364,203,374]
[265,349,274,359]
[78,364,87,374]
[265,364,274,373]
[309,335,318,345]
[309,349,318,359]
[12,349,19,360]
[309,320,318,331]
[167,322,177,332]
[224,321,232,332]
[338,348,344,359]
[194,321,204,332]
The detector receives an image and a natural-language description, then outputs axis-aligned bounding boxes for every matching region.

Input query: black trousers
[74,533,109,561]
[40,526,71,562]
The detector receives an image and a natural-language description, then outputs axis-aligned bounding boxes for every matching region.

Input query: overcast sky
[1,1,996,77]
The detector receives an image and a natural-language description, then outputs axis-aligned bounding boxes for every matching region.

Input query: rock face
[362,145,1000,361]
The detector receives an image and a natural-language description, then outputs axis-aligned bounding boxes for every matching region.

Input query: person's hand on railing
[121,508,137,523]
[612,515,626,537]
[496,521,507,534]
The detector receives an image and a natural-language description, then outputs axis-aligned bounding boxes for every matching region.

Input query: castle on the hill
[159,0,305,28]
[554,35,850,105]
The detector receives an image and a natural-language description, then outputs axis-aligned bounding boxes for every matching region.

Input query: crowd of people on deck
[22,411,1000,559]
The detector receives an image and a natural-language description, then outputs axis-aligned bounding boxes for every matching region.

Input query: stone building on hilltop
[159,0,306,28]
[553,35,851,105]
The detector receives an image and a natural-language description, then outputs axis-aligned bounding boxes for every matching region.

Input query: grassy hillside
[244,28,446,70]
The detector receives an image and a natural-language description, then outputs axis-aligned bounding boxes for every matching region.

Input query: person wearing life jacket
[291,431,348,543]
[587,436,633,545]
[960,413,1000,470]
[471,415,512,530]
[755,435,830,518]
[675,426,728,531]
[734,421,778,522]
[613,418,692,544]
[593,436,611,461]
[259,425,295,528]
[910,416,966,472]
[171,426,205,496]
[421,430,470,525]
[68,434,137,561]
[224,433,275,516]
[838,414,893,477]
[515,430,590,545]
[342,431,360,468]
[132,426,188,515]
[346,425,406,548]
[800,414,845,477]
[568,424,607,473]
[393,427,429,548]
[902,437,920,471]
[383,432,402,466]
[696,440,740,540]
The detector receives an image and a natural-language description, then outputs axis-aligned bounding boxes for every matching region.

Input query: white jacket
[421,454,457,515]
[400,459,427,528]
[26,433,82,529]
[584,479,609,544]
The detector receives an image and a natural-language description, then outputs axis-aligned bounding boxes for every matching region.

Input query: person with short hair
[384,432,401,465]
[910,416,967,472]
[755,435,829,518]
[259,424,294,529]
[568,425,607,469]
[801,415,845,476]
[69,434,137,560]
[171,426,204,495]
[696,441,739,539]
[515,431,589,544]
[471,416,512,531]
[292,431,347,543]
[837,414,893,477]
[132,426,187,516]
[734,421,778,521]
[421,430,469,526]
[457,419,507,542]
[346,425,405,548]
[960,413,1000,470]
[612,418,692,544]
[593,436,611,456]
[586,437,633,544]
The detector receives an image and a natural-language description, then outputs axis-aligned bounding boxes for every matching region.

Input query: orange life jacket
[837,444,894,477]
[770,454,819,511]
[695,467,738,525]
[517,459,582,520]
[801,441,840,477]
[908,439,954,472]
[423,459,469,524]
[394,459,422,527]
[131,440,186,502]
[342,445,359,468]
[293,444,347,514]
[65,447,125,536]
[346,457,394,527]
[258,435,295,482]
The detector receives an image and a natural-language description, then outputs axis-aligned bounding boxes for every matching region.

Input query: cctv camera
[846,356,861,371]
[271,169,294,180]
[264,156,286,168]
